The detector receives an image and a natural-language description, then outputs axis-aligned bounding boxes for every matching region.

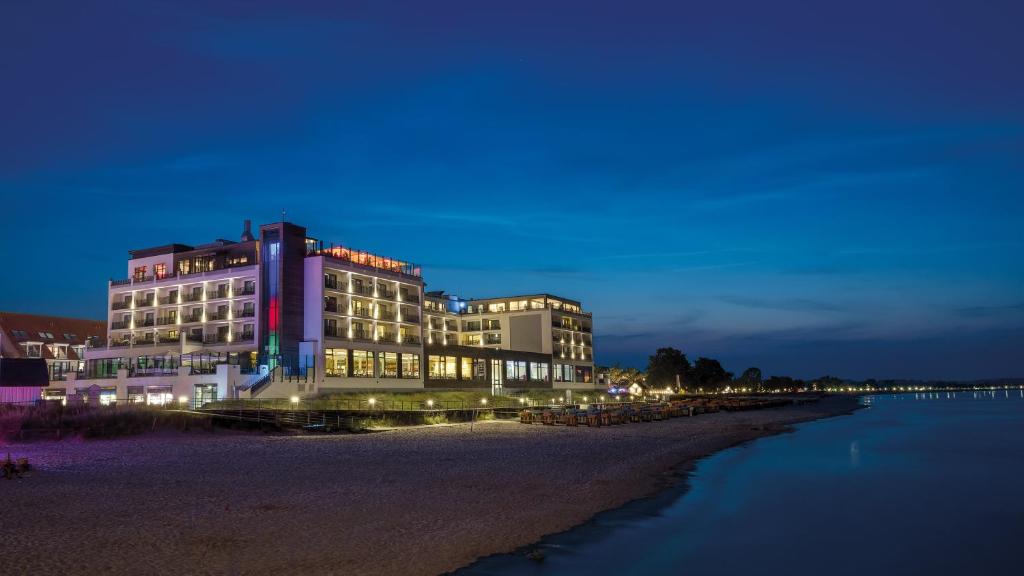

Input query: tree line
[602,347,833,393]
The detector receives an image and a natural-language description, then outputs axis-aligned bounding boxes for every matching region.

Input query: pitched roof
[0,312,106,358]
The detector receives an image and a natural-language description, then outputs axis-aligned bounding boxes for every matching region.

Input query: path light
[518,398,525,404]
[178,396,188,406]
[290,396,299,405]
[368,397,376,407]
[426,399,434,408]
[559,397,564,403]
[480,398,488,406]
[551,398,556,404]
[599,395,605,402]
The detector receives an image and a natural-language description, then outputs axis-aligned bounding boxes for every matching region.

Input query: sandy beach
[1,396,859,576]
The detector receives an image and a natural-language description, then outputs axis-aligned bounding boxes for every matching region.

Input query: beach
[1,396,859,576]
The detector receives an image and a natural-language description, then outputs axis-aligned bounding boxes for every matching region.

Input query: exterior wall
[105,264,259,356]
[44,364,244,405]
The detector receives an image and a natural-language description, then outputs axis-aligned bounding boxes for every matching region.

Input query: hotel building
[43,220,597,405]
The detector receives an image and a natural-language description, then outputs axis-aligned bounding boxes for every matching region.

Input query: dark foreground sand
[1,396,858,576]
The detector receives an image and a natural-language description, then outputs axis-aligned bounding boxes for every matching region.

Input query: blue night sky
[1,1,1022,380]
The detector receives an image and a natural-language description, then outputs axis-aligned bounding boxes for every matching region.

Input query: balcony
[484,335,502,345]
[402,335,421,345]
[238,332,255,342]
[110,321,130,330]
[135,297,155,308]
[352,330,373,342]
[185,334,204,343]
[158,335,180,344]
[158,296,178,305]
[378,287,397,299]
[137,318,155,327]
[353,309,372,319]
[206,312,230,321]
[110,340,131,348]
[379,332,397,342]
[182,293,203,303]
[378,311,396,322]
[204,334,228,344]
[181,314,203,324]
[207,290,230,300]
[324,302,339,313]
[324,277,340,290]
[403,314,421,324]
[235,308,256,318]
[111,301,132,310]
[324,325,341,338]
[401,293,420,304]
[236,287,256,296]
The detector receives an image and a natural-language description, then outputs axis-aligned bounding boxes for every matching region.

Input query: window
[575,366,593,383]
[325,348,348,377]
[530,362,550,382]
[462,334,481,346]
[21,343,42,358]
[63,333,74,340]
[154,263,167,279]
[484,319,500,330]
[428,355,457,379]
[379,352,398,378]
[401,354,420,378]
[488,303,506,313]
[352,350,374,377]
[11,330,27,339]
[506,360,528,381]
[555,363,574,382]
[133,265,147,281]
[509,300,528,311]
[460,357,474,380]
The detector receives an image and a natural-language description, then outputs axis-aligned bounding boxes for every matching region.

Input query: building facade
[41,220,598,404]
[0,312,106,385]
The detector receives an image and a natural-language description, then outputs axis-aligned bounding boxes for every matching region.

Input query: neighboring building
[0,311,105,386]
[41,219,598,404]
[0,358,50,404]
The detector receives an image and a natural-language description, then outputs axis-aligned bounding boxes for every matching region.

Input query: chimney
[241,219,254,242]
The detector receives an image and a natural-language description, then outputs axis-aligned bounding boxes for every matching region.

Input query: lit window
[325,348,348,377]
[401,354,420,378]
[505,360,528,381]
[379,352,398,378]
[352,350,374,377]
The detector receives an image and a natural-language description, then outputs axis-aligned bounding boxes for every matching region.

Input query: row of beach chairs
[519,397,791,427]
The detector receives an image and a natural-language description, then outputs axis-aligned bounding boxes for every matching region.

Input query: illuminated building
[41,220,596,404]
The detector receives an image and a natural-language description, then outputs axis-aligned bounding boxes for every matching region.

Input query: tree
[691,357,733,390]
[646,347,690,390]
[738,367,763,391]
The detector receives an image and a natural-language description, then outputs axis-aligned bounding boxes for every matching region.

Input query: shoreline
[453,395,864,573]
[1,395,861,576]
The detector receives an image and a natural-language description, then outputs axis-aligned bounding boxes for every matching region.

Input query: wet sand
[1,396,858,575]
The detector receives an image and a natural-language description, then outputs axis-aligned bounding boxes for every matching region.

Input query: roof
[0,358,49,387]
[465,293,583,307]
[0,312,106,358]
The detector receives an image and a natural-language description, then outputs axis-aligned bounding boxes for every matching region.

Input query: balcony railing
[402,335,421,345]
[377,312,396,322]
[158,336,180,344]
[378,287,397,299]
[110,321,130,330]
[379,332,397,341]
[352,285,374,297]
[236,287,256,296]
[206,312,230,321]
[137,318,155,327]
[112,301,132,310]
[238,332,255,342]
[185,334,204,343]
[158,296,178,305]
[484,335,502,345]
[401,293,420,304]
[110,340,131,348]
[182,314,203,323]
[182,293,203,303]
[235,309,256,318]
[324,326,341,338]
[353,309,372,319]
[135,298,155,308]
[324,302,339,313]
[352,330,373,342]
[207,290,230,300]
[324,278,340,290]
[403,314,420,324]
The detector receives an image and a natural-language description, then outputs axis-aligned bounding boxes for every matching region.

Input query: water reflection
[460,393,1024,576]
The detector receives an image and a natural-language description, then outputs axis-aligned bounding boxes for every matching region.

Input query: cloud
[720,295,844,312]
[954,302,1024,317]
